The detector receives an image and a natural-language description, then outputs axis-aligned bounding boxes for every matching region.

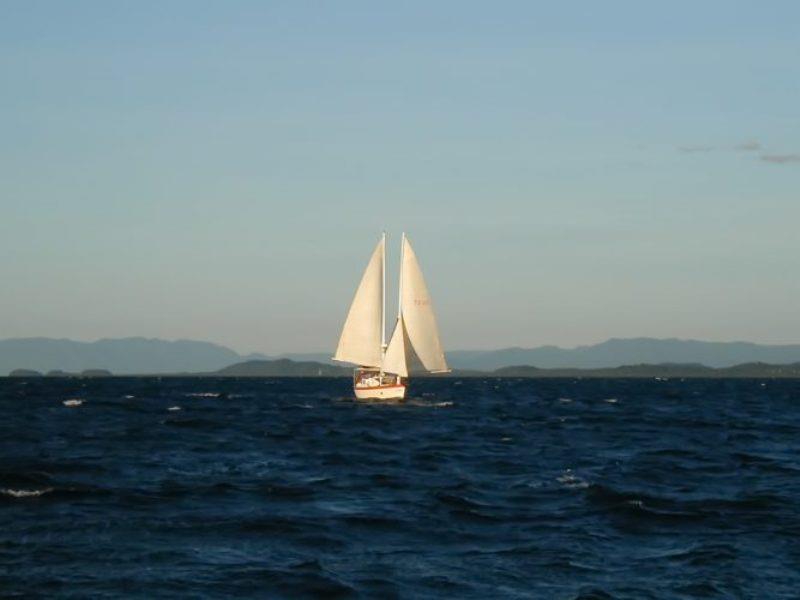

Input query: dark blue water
[1,377,799,598]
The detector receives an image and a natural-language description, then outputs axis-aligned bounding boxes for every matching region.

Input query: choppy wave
[1,376,799,597]
[1,487,53,498]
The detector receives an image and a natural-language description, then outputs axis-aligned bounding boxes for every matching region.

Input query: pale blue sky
[1,1,798,353]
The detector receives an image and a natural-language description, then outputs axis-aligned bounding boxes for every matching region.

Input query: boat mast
[380,231,387,374]
[397,232,405,381]
[398,232,405,320]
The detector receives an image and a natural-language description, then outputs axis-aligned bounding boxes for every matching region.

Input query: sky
[1,1,799,354]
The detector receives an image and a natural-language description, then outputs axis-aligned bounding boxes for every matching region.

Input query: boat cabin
[354,368,402,388]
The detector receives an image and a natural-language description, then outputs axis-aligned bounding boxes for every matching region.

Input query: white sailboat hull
[354,383,407,401]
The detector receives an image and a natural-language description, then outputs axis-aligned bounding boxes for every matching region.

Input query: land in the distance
[4,336,800,375]
[8,359,800,379]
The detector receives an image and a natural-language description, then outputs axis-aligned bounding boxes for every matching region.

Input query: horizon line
[3,334,800,355]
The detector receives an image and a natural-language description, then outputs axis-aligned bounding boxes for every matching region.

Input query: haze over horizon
[5,334,800,359]
[2,2,798,355]
[5,335,800,376]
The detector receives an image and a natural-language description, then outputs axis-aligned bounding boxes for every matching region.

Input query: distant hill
[6,355,800,378]
[208,359,800,378]
[4,336,800,376]
[279,339,800,370]
[446,338,800,370]
[8,369,43,377]
[492,362,800,378]
[215,359,348,377]
[0,337,266,375]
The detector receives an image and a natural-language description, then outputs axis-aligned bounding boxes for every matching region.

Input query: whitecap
[168,406,182,411]
[404,399,453,408]
[558,397,572,403]
[1,488,53,498]
[184,392,220,398]
[63,399,83,407]
[557,470,589,489]
[604,398,618,404]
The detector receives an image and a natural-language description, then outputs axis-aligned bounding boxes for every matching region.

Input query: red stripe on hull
[355,384,405,390]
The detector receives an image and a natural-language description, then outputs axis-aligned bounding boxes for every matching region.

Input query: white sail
[333,237,384,367]
[397,236,450,373]
[382,317,409,377]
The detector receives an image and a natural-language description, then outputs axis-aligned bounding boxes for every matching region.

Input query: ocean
[1,377,798,598]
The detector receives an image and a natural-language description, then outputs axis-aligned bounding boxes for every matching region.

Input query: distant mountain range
[3,336,800,376]
[213,359,800,379]
[10,359,800,379]
[281,338,800,370]
[446,338,800,370]
[215,359,346,377]
[0,337,266,375]
[490,362,800,379]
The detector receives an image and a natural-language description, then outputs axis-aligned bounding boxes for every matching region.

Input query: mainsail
[382,235,449,375]
[333,237,384,368]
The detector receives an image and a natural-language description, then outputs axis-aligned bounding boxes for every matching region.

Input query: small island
[8,369,43,378]
[8,369,113,378]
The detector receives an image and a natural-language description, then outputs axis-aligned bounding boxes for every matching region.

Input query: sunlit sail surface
[334,233,448,400]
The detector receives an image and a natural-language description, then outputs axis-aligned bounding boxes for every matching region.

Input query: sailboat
[333,233,449,400]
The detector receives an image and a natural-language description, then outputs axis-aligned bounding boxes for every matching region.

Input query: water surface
[1,377,798,598]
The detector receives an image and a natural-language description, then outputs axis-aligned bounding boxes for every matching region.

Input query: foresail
[382,318,409,377]
[399,236,450,373]
[333,237,384,367]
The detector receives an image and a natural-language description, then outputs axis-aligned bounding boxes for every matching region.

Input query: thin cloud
[735,140,761,151]
[760,154,800,164]
[678,145,714,153]
[675,141,800,166]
